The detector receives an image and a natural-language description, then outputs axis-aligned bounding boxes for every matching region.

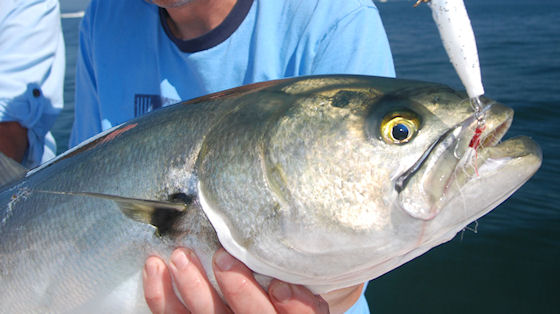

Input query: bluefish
[0,75,542,313]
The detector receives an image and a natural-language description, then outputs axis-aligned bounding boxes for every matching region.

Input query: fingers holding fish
[143,255,189,314]
[211,248,329,314]
[212,248,277,313]
[144,247,330,314]
[143,248,228,314]
[168,248,229,314]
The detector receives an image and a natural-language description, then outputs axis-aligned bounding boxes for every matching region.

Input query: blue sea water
[54,0,559,313]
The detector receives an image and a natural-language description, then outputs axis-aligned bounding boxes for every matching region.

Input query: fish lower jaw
[436,137,542,227]
[453,136,542,187]
[399,135,541,225]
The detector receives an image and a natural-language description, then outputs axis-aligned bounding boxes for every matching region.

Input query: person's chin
[148,0,197,9]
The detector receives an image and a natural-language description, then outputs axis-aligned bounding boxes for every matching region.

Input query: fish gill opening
[152,193,194,237]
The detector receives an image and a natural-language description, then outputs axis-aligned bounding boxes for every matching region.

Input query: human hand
[143,247,330,314]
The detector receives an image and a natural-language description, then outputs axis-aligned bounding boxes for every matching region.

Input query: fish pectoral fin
[37,190,188,235]
[0,151,28,188]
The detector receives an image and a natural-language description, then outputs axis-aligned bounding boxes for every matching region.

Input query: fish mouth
[396,101,542,220]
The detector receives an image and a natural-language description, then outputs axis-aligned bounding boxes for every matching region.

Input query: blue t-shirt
[70,0,395,147]
[0,0,65,167]
[70,0,393,312]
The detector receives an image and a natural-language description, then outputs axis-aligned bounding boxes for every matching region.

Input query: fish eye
[380,112,420,144]
[392,123,410,141]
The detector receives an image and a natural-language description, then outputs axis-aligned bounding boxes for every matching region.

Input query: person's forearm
[0,121,28,163]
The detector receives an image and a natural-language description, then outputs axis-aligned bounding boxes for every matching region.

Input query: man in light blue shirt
[72,0,395,312]
[0,0,65,168]
[70,0,395,147]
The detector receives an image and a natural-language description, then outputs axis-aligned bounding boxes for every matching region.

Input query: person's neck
[165,0,238,40]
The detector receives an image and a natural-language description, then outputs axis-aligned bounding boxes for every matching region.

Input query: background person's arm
[0,0,65,167]
[0,122,28,163]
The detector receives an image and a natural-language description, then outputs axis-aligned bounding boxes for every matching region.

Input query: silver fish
[0,75,542,313]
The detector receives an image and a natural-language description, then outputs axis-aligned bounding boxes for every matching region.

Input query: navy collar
[160,0,254,53]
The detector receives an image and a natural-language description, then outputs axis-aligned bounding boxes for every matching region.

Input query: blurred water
[52,0,560,313]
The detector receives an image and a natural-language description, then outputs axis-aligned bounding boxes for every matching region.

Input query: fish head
[196,76,542,292]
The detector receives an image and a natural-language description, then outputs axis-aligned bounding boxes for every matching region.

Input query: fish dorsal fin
[37,190,189,235]
[0,151,28,188]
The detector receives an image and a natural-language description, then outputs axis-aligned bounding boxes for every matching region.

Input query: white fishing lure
[419,0,485,99]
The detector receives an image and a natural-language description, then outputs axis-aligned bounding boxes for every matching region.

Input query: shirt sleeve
[0,0,65,167]
[311,3,395,78]
[69,2,103,148]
